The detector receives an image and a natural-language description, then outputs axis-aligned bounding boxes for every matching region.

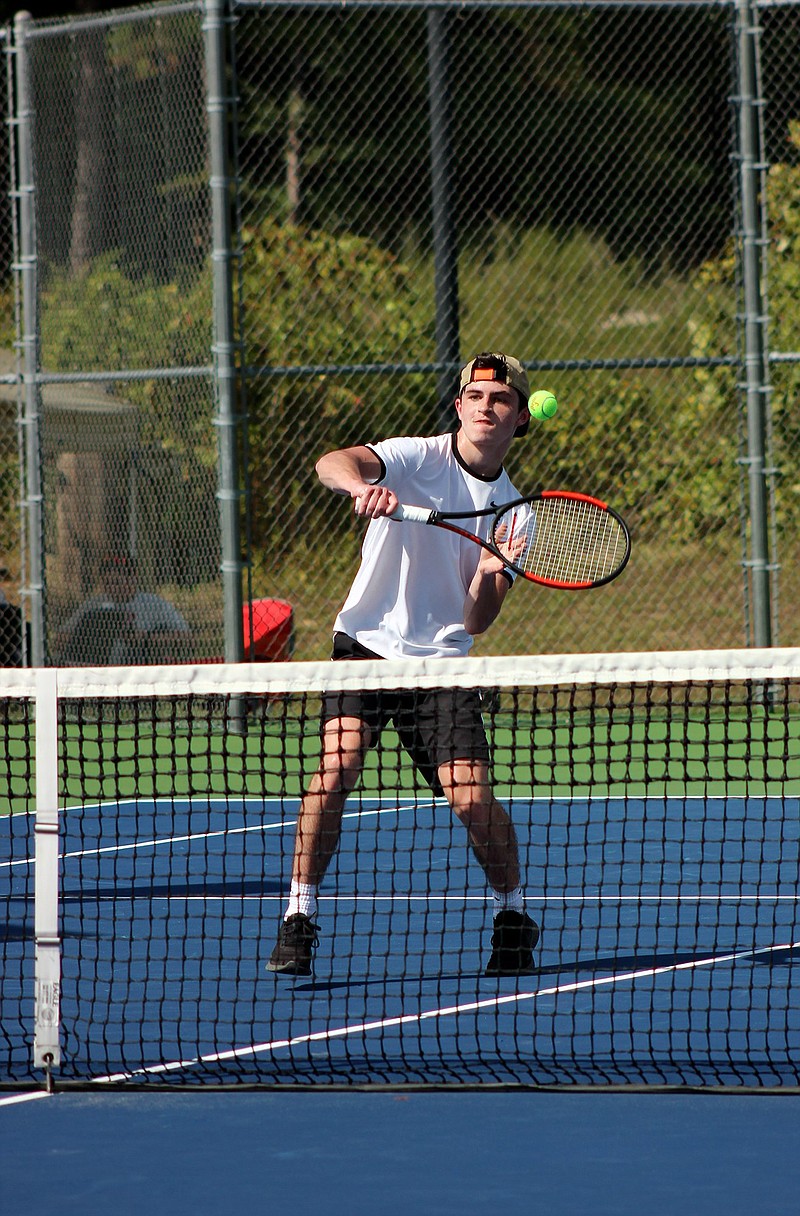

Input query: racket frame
[393,491,631,590]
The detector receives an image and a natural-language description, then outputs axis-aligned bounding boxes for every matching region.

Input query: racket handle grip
[391,503,434,524]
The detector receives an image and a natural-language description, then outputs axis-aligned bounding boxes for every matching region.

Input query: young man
[57,555,190,665]
[268,352,540,978]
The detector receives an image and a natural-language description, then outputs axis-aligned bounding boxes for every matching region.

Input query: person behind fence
[0,585,23,667]
[56,554,190,665]
[267,352,541,979]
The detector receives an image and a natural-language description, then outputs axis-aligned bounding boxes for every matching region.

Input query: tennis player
[268,353,540,977]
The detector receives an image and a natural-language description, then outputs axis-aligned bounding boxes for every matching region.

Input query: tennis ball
[530,390,558,421]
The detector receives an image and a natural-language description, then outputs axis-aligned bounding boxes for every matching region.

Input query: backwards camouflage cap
[458,352,530,437]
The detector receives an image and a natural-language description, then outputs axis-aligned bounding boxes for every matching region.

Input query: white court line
[160,893,800,904]
[1,791,788,870]
[4,787,797,908]
[0,799,435,869]
[0,1090,52,1108]
[91,939,800,1085]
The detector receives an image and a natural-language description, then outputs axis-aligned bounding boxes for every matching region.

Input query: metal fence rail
[1,0,799,663]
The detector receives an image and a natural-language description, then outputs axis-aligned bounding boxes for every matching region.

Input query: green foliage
[520,261,742,546]
[757,121,800,531]
[236,215,746,559]
[41,252,210,375]
[34,125,800,585]
[240,221,433,557]
[241,221,431,365]
[671,120,800,543]
[40,252,213,454]
[31,228,433,577]
[106,12,199,80]
[40,254,218,582]
[450,222,740,544]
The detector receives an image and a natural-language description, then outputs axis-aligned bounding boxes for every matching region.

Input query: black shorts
[322,633,491,794]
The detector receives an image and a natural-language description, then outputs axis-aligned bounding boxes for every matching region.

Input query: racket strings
[495,498,626,586]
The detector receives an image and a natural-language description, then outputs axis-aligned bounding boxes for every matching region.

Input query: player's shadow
[753,945,799,967]
[292,947,770,994]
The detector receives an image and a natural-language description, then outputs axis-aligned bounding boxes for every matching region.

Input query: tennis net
[2,649,799,1090]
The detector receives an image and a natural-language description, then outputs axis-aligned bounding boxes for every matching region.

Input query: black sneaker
[485,910,539,976]
[266,913,319,976]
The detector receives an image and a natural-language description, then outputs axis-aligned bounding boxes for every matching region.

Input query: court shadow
[753,944,799,967]
[0,921,31,943]
[290,949,725,995]
[61,877,284,901]
[541,950,716,978]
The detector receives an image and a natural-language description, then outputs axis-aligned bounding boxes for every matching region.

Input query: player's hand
[353,484,399,519]
[474,522,526,577]
[475,549,506,578]
[493,521,526,567]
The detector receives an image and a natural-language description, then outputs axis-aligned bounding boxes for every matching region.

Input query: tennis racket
[391,491,631,590]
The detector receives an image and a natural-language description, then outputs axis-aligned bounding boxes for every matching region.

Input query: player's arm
[463,516,527,634]
[315,445,398,518]
[463,549,513,636]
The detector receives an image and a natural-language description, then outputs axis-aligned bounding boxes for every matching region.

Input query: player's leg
[440,760,520,891]
[293,714,373,885]
[407,686,540,976]
[439,758,539,975]
[267,714,373,975]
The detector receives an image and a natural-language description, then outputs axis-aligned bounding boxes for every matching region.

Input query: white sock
[492,886,524,915]
[285,880,318,921]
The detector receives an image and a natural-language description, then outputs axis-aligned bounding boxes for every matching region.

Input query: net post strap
[33,668,61,1070]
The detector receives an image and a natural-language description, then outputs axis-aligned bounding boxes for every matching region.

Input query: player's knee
[306,753,364,799]
[445,782,491,825]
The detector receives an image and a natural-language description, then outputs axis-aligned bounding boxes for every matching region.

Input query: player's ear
[514,401,530,438]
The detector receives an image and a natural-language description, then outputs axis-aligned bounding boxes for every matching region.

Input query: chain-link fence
[12,4,224,666]
[0,26,23,664]
[3,0,800,665]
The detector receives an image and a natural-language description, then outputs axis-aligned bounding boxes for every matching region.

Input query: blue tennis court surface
[3,1089,800,1216]
[3,791,799,1089]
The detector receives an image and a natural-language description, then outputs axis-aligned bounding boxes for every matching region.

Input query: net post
[734,0,774,646]
[203,0,245,671]
[33,668,60,1077]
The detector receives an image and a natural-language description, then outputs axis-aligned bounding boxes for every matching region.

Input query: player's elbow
[464,605,497,637]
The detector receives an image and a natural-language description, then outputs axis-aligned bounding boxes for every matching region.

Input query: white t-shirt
[125,593,189,634]
[334,432,521,659]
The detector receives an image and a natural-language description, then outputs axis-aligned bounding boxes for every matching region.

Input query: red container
[243,598,294,662]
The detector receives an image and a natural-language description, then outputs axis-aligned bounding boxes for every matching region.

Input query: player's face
[455,381,525,449]
[103,567,135,601]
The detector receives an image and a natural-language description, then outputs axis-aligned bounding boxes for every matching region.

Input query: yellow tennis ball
[530,390,558,421]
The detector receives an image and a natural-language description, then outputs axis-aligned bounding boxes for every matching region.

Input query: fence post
[204,0,244,664]
[426,8,460,431]
[735,0,774,648]
[13,10,45,666]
